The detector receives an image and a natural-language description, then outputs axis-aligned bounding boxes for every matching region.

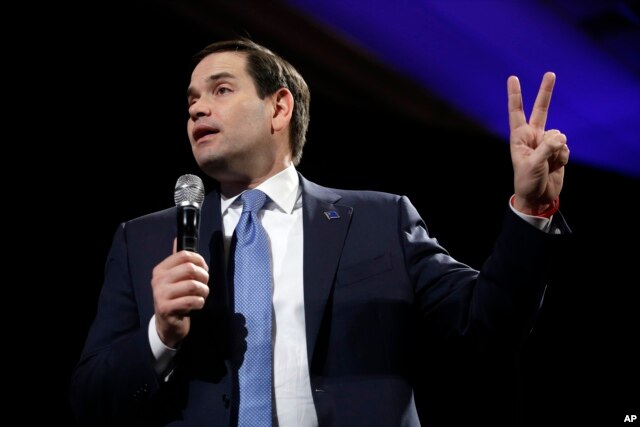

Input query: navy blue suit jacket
[71,174,569,426]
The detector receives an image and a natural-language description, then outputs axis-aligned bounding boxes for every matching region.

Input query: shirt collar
[220,164,300,214]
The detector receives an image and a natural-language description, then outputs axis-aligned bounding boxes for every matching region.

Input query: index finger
[529,71,556,130]
[507,75,526,130]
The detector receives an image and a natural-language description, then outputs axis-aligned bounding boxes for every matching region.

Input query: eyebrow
[187,72,237,99]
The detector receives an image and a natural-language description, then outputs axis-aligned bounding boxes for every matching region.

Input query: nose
[188,98,211,120]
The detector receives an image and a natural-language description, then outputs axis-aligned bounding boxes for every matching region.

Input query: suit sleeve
[70,223,162,426]
[399,195,570,348]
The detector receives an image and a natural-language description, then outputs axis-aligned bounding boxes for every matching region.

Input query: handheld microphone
[174,174,205,252]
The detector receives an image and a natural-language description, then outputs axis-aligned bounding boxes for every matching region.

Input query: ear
[271,88,294,133]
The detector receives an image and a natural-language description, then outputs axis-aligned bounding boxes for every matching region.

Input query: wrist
[511,195,559,218]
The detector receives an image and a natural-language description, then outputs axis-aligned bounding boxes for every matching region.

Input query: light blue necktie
[233,189,273,426]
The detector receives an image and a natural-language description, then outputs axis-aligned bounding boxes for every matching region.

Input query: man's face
[187,51,274,183]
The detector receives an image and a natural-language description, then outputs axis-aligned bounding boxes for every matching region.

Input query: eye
[215,86,232,95]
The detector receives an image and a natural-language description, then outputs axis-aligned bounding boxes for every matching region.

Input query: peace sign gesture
[508,72,569,216]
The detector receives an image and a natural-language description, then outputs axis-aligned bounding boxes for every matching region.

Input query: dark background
[19,0,638,425]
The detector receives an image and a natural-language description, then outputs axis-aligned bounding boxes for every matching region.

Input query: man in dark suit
[70,39,570,426]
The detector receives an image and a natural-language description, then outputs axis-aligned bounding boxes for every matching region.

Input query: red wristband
[537,197,560,218]
[511,196,559,218]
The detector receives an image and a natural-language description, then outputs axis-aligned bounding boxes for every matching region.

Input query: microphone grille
[174,174,205,207]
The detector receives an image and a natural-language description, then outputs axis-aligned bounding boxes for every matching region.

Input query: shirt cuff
[509,197,553,233]
[148,314,178,376]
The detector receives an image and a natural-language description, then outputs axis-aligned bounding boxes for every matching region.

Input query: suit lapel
[300,175,352,364]
[198,188,223,277]
[180,186,232,383]
[196,187,229,315]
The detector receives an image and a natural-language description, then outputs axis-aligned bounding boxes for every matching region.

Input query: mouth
[192,125,220,143]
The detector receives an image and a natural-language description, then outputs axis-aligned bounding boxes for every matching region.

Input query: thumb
[172,237,177,254]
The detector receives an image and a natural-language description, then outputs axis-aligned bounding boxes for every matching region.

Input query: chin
[197,155,229,180]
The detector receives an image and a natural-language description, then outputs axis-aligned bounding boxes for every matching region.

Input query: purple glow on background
[283,0,640,177]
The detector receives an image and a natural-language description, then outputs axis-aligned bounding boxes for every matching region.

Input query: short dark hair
[194,39,310,166]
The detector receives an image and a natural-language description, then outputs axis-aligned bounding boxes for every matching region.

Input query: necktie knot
[240,189,267,213]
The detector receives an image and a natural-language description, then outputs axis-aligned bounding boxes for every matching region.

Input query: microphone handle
[177,205,200,252]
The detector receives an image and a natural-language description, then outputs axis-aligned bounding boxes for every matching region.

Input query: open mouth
[193,125,220,142]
